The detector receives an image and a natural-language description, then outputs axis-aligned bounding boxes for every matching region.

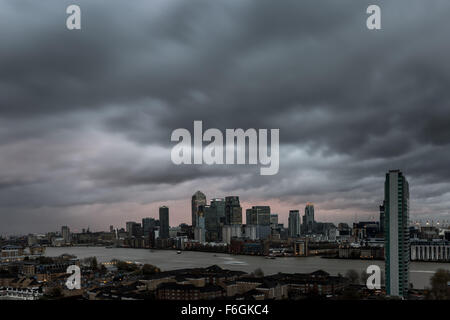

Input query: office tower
[134,223,143,237]
[61,226,71,244]
[222,224,243,244]
[126,221,135,237]
[245,208,253,225]
[148,227,157,248]
[385,170,410,298]
[125,222,142,237]
[205,198,226,242]
[142,217,156,237]
[246,206,271,239]
[159,206,170,239]
[195,207,206,242]
[109,225,114,233]
[288,210,301,237]
[225,196,242,225]
[303,203,315,234]
[244,224,257,240]
[379,201,385,234]
[132,223,143,237]
[246,206,271,226]
[194,217,205,243]
[204,204,214,240]
[270,214,279,226]
[192,191,206,227]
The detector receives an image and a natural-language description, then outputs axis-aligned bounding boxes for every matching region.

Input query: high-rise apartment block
[384,170,410,298]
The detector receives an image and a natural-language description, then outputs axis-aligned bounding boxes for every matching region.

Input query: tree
[339,286,361,300]
[116,260,139,272]
[91,256,98,270]
[253,268,264,277]
[142,264,160,275]
[360,270,369,286]
[37,256,54,264]
[345,269,360,284]
[99,264,107,274]
[429,269,450,299]
[46,287,63,298]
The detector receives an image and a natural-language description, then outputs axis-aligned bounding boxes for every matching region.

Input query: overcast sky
[1,0,450,234]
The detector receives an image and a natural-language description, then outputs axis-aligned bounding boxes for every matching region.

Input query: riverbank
[44,246,450,289]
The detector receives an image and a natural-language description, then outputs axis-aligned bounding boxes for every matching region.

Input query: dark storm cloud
[1,0,450,233]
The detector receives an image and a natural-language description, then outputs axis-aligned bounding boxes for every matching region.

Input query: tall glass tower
[225,196,242,225]
[246,206,271,226]
[159,206,170,239]
[192,191,206,227]
[288,210,301,237]
[303,203,315,234]
[384,170,410,298]
[205,198,226,242]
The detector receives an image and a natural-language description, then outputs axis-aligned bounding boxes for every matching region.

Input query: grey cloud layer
[1,0,450,232]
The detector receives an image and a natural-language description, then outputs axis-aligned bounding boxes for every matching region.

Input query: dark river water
[45,247,450,289]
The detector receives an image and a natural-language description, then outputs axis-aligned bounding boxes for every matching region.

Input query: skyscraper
[246,206,271,226]
[288,210,300,237]
[194,216,206,242]
[126,221,142,237]
[204,198,226,242]
[384,170,410,298]
[61,226,71,244]
[270,214,279,226]
[142,217,156,237]
[246,206,271,239]
[222,224,242,244]
[302,203,315,234]
[159,206,170,239]
[225,196,242,225]
[195,205,206,242]
[192,191,207,227]
[126,221,136,237]
[379,201,385,234]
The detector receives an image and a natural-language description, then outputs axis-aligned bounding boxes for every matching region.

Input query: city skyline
[2,0,450,234]
[2,169,449,301]
[0,195,376,236]
[1,184,449,236]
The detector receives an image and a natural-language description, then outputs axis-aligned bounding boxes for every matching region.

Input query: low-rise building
[411,240,450,261]
[1,245,25,262]
[156,283,225,300]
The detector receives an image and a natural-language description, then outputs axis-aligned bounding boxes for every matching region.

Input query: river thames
[45,247,450,289]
